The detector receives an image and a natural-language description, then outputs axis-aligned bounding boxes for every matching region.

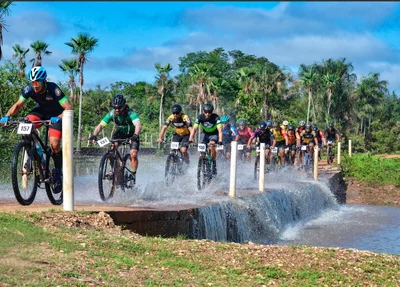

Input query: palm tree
[12,44,29,77]
[59,58,80,104]
[30,40,52,67]
[0,1,12,61]
[299,64,318,123]
[65,33,98,151]
[188,63,215,115]
[322,72,340,119]
[154,63,173,132]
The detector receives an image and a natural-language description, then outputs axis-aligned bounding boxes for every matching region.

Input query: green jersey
[100,106,140,135]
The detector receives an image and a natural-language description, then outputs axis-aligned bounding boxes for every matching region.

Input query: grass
[0,211,398,286]
[341,153,400,186]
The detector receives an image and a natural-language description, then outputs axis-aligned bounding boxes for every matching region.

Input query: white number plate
[256,146,260,152]
[328,140,333,144]
[17,123,33,135]
[301,145,307,151]
[285,147,289,151]
[216,145,224,150]
[237,144,244,150]
[197,143,206,152]
[97,137,110,147]
[171,141,179,150]
[271,147,278,154]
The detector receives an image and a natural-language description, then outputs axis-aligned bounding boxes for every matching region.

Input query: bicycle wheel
[327,146,333,164]
[45,150,63,205]
[197,155,207,190]
[98,152,116,201]
[165,154,176,186]
[11,140,38,205]
[123,154,135,189]
[254,156,259,180]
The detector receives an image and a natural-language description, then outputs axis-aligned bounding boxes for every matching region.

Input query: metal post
[337,142,341,165]
[314,146,318,180]
[349,140,352,157]
[229,141,238,198]
[63,110,74,211]
[259,143,265,192]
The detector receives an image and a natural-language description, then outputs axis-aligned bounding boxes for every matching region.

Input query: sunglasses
[173,112,180,115]
[204,111,212,114]
[31,81,43,88]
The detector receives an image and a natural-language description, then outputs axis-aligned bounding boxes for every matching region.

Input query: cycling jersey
[272,127,285,142]
[296,126,305,135]
[222,124,238,144]
[300,130,316,144]
[325,128,340,140]
[315,131,325,143]
[251,128,272,145]
[194,113,221,135]
[20,82,68,117]
[164,113,192,136]
[100,106,140,135]
[284,130,296,145]
[237,126,253,144]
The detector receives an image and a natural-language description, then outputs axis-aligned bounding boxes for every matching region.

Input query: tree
[0,1,12,61]
[322,72,340,119]
[154,63,173,133]
[30,40,52,67]
[12,44,29,77]
[65,33,98,151]
[299,64,318,123]
[188,63,215,115]
[59,58,80,104]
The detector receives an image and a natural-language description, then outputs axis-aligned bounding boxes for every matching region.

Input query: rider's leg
[181,146,189,164]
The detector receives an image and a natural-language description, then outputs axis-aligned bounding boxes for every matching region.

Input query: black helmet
[259,121,267,130]
[202,103,214,112]
[313,125,319,131]
[111,94,126,109]
[288,125,295,130]
[329,122,334,127]
[171,104,182,114]
[305,123,312,131]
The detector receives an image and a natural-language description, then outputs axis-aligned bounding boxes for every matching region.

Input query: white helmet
[283,120,289,126]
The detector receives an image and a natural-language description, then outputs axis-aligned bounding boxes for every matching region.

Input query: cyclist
[236,118,253,161]
[313,125,326,161]
[189,103,223,175]
[220,115,239,160]
[271,121,287,165]
[325,122,341,142]
[283,124,297,165]
[0,66,73,193]
[298,123,318,165]
[248,121,272,166]
[89,94,141,184]
[157,104,193,164]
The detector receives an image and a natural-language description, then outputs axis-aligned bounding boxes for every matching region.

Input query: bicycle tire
[98,152,116,201]
[165,154,176,186]
[327,146,333,164]
[254,156,259,180]
[197,155,207,190]
[45,150,63,205]
[123,154,135,189]
[11,140,38,205]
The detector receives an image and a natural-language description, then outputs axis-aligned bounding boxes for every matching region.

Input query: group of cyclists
[0,66,342,189]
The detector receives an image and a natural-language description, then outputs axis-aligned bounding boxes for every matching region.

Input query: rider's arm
[296,131,301,146]
[92,123,105,137]
[217,124,223,143]
[336,130,341,142]
[247,134,254,149]
[189,124,198,142]
[157,125,168,142]
[59,99,73,117]
[5,98,25,117]
[133,120,141,136]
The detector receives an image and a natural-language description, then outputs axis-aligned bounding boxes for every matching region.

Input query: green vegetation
[342,154,400,186]
[0,211,398,286]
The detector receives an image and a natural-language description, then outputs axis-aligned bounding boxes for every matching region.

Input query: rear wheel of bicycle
[197,156,208,190]
[254,156,259,180]
[165,155,176,186]
[98,152,116,201]
[11,141,38,205]
[123,154,135,189]
[45,150,63,205]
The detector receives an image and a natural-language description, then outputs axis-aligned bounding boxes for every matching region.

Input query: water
[0,154,398,255]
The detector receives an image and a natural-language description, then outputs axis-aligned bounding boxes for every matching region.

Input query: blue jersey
[222,124,238,144]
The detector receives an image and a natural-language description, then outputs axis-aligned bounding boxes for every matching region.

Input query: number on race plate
[216,144,224,150]
[97,137,110,147]
[301,145,307,151]
[170,142,179,150]
[237,144,244,150]
[197,143,206,152]
[17,123,33,135]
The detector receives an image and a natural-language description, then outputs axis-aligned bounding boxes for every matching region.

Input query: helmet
[283,120,289,126]
[266,120,273,127]
[313,125,319,131]
[220,115,229,123]
[305,123,312,132]
[202,103,214,112]
[259,121,267,130]
[29,66,47,82]
[273,121,280,128]
[111,94,126,109]
[171,104,182,114]
[299,120,306,127]
[329,122,334,127]
[288,125,295,130]
[237,119,246,126]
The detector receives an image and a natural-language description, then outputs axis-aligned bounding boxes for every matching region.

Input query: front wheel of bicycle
[165,154,176,186]
[327,146,333,164]
[98,152,116,201]
[45,150,63,205]
[197,155,208,190]
[11,140,38,205]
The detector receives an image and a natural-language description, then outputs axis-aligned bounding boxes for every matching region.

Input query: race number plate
[216,144,224,150]
[301,145,307,151]
[328,140,333,145]
[17,123,33,135]
[271,147,278,154]
[285,147,289,151]
[171,142,179,150]
[256,146,260,152]
[238,144,244,150]
[197,143,206,152]
[97,137,110,147]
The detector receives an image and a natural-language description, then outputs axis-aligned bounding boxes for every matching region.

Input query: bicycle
[4,118,63,205]
[302,144,315,176]
[163,140,185,186]
[97,137,135,201]
[196,142,216,190]
[326,140,335,164]
[285,144,296,166]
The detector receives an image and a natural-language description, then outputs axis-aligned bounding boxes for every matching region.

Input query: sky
[2,1,400,94]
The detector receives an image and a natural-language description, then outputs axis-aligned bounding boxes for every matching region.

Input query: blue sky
[3,1,400,94]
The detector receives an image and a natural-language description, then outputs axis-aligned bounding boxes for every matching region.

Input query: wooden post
[337,142,341,165]
[259,143,265,192]
[229,141,238,198]
[314,146,318,180]
[349,140,352,157]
